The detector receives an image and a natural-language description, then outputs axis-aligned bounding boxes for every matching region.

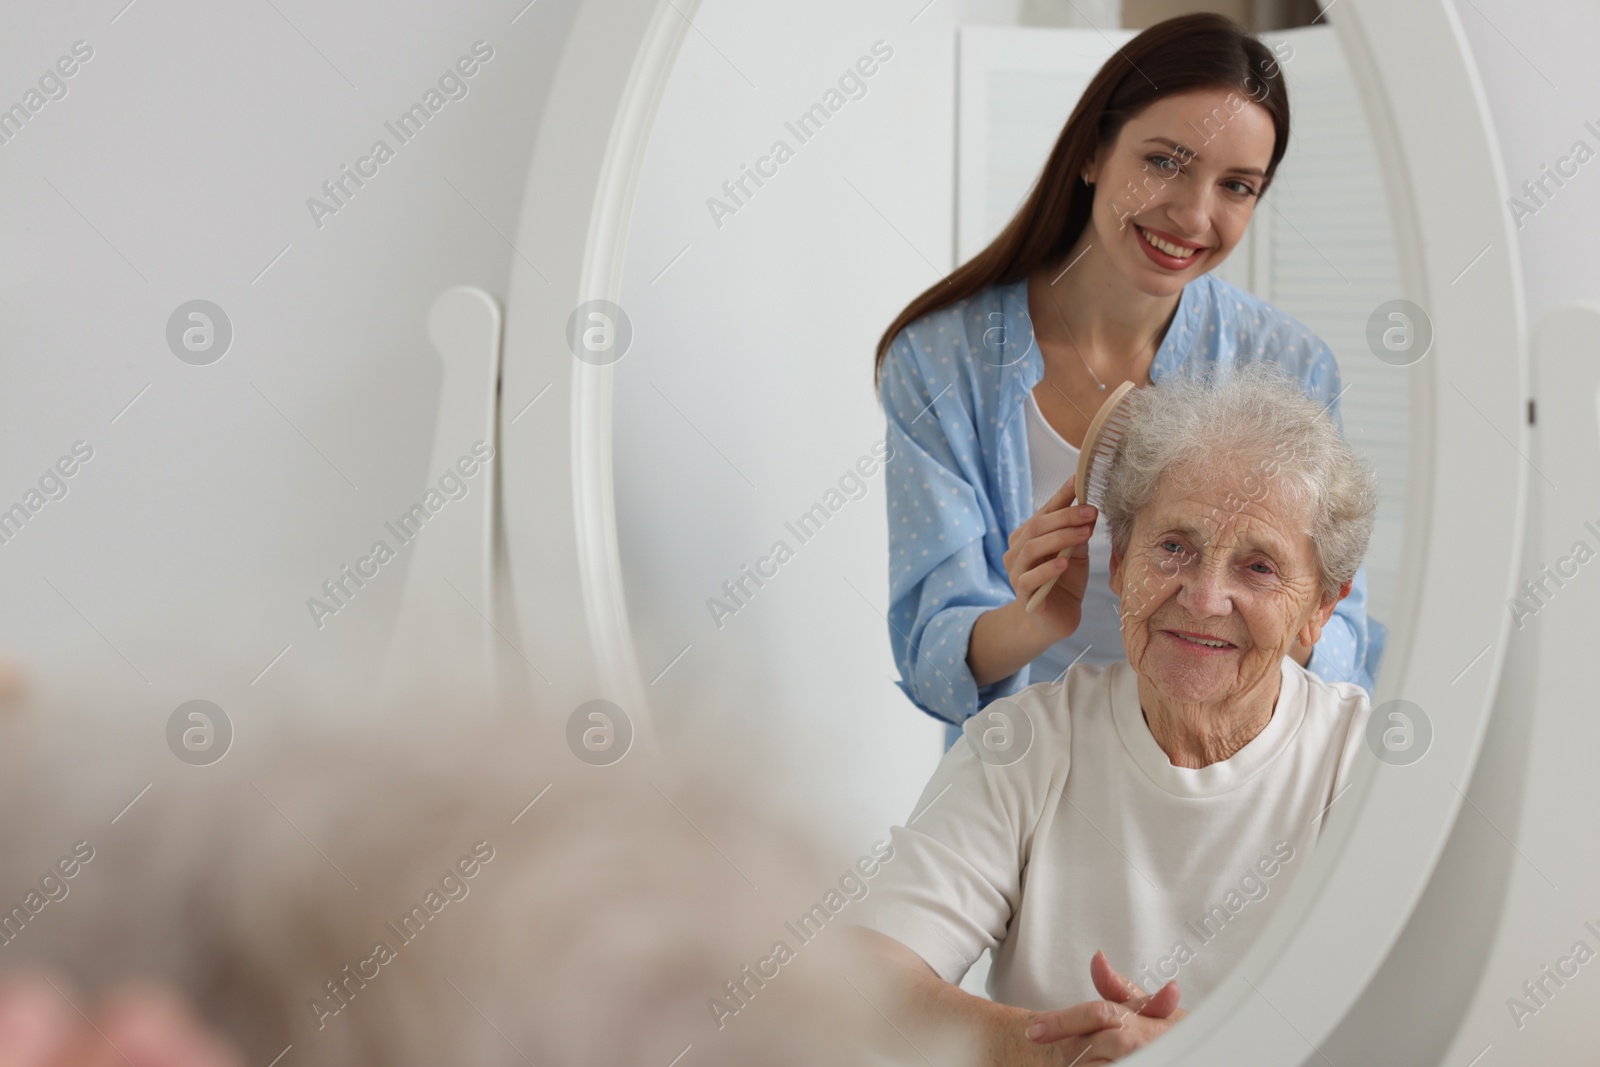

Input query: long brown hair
[872,12,1292,388]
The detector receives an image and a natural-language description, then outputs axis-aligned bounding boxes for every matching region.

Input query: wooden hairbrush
[1024,380,1136,615]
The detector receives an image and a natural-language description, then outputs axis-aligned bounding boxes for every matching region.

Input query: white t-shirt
[851,657,1372,1011]
[1021,388,1127,681]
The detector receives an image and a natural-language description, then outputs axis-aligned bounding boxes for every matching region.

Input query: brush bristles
[1083,407,1132,507]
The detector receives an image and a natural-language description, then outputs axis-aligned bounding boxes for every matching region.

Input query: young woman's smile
[1132,222,1211,270]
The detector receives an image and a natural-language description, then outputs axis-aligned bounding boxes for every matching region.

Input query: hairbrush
[1024,380,1136,614]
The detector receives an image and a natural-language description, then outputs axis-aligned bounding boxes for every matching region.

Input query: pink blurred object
[0,974,242,1067]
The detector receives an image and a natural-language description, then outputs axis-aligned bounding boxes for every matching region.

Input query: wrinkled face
[1083,86,1276,296]
[1108,460,1338,706]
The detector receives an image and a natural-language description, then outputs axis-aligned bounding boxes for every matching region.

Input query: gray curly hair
[0,673,941,1067]
[1098,361,1380,600]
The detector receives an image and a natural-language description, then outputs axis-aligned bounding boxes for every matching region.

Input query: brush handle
[1024,523,1076,614]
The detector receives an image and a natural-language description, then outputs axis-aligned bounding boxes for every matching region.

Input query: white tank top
[1022,388,1127,680]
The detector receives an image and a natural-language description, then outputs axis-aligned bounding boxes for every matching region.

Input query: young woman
[875,12,1386,747]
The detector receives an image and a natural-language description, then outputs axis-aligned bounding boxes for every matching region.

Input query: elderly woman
[847,365,1379,1064]
[0,678,923,1067]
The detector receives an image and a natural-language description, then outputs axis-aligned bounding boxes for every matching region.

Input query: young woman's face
[1083,86,1277,296]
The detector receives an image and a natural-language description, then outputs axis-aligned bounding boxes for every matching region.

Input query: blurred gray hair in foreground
[0,672,960,1066]
[1099,360,1380,599]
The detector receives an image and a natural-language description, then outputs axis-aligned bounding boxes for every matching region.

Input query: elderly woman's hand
[1021,951,1189,1063]
[1004,473,1099,641]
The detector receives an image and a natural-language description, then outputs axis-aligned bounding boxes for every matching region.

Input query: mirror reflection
[615,2,1411,1061]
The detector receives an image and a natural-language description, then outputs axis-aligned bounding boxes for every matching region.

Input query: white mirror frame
[500,0,1527,1060]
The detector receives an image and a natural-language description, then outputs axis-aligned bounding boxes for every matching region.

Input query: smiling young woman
[872,12,1386,747]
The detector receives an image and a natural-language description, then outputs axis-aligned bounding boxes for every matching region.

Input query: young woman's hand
[1004,473,1099,642]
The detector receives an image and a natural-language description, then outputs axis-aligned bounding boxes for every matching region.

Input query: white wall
[610,0,1029,851]
[0,0,579,716]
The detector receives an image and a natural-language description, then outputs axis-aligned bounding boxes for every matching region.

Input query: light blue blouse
[878,272,1387,748]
